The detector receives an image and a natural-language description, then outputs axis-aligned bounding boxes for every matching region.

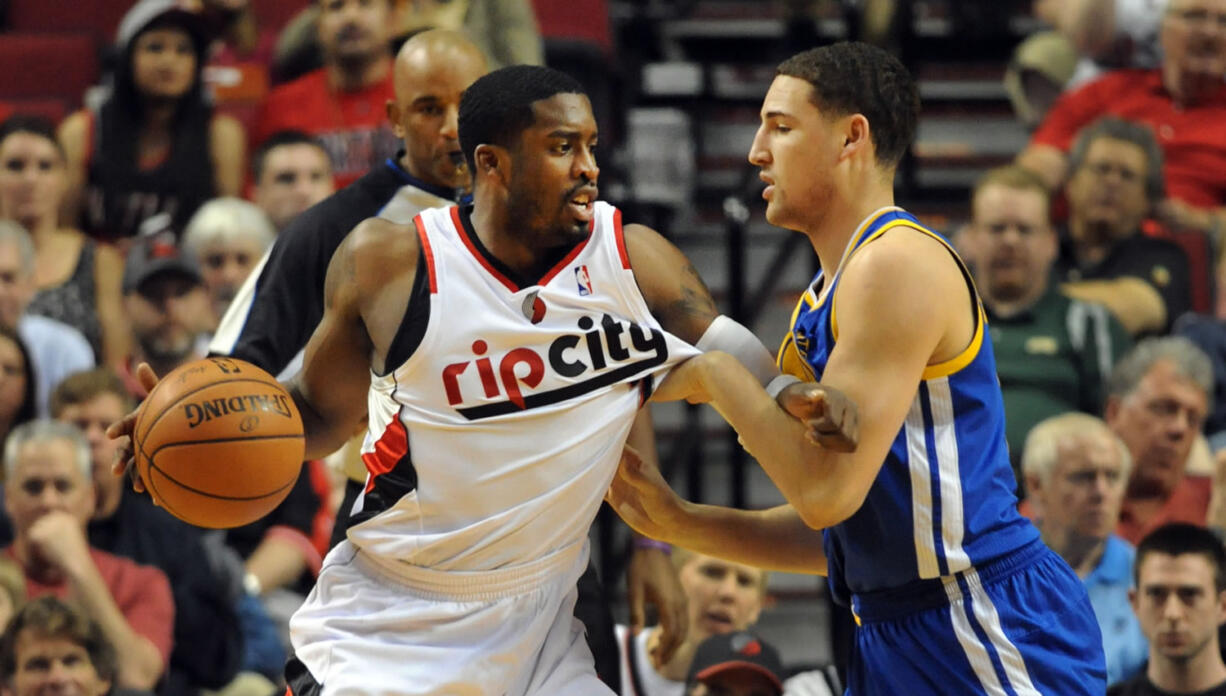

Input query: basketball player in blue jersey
[608,42,1107,695]
[107,65,858,695]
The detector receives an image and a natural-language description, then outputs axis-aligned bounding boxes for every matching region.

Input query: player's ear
[840,114,871,160]
[386,99,405,140]
[474,145,509,185]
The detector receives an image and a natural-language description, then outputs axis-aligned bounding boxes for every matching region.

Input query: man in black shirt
[1109,523,1226,695]
[1056,117,1193,335]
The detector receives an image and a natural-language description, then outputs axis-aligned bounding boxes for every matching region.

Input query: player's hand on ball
[777,382,859,452]
[105,362,161,493]
[627,542,688,669]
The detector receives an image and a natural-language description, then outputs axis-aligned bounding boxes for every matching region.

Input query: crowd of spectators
[0,0,1223,694]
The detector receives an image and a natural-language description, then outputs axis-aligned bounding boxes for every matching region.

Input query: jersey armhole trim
[829,221,985,381]
[613,208,631,269]
[413,214,437,293]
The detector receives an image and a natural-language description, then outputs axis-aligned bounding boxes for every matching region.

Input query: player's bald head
[392,29,488,104]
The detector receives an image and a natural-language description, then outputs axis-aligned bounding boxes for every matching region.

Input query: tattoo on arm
[665,263,719,325]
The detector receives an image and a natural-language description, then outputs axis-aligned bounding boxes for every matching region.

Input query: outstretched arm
[649,229,969,532]
[608,447,826,574]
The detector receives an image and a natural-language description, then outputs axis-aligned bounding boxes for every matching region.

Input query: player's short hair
[251,129,330,182]
[672,546,770,595]
[1020,412,1132,486]
[1135,523,1226,593]
[775,42,919,168]
[182,197,276,255]
[49,368,134,419]
[0,597,117,684]
[1068,117,1166,202]
[0,114,64,160]
[971,165,1051,214]
[3,419,92,483]
[1106,336,1213,402]
[457,65,586,173]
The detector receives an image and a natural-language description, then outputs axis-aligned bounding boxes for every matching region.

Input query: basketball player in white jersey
[110,65,856,695]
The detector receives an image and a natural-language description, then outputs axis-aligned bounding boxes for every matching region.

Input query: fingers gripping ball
[133,357,305,529]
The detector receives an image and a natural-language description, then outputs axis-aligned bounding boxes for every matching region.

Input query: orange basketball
[133,357,305,529]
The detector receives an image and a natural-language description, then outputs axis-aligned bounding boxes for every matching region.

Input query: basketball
[133,357,305,529]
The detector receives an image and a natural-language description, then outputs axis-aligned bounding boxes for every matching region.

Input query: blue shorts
[845,540,1106,695]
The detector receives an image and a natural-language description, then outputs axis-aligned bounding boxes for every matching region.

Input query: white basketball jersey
[348,202,699,572]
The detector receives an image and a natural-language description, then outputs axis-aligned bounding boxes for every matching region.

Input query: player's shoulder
[838,224,965,312]
[345,217,421,285]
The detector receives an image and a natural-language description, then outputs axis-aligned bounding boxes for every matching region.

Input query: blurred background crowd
[0,0,1223,695]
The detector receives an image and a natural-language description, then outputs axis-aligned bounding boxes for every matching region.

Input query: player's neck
[1149,641,1226,693]
[327,54,391,92]
[808,184,896,280]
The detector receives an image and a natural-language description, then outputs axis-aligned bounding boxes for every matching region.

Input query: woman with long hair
[0,116,127,366]
[58,0,245,246]
[0,326,36,452]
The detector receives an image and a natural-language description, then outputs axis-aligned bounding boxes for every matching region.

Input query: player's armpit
[621,223,719,345]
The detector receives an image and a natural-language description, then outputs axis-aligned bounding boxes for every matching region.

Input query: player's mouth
[759,172,775,200]
[569,188,597,223]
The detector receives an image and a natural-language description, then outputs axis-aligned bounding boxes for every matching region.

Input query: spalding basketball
[133,357,305,529]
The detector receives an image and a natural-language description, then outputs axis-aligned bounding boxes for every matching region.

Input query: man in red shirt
[1,420,173,692]
[253,0,399,188]
[1105,337,1216,545]
[1019,0,1226,234]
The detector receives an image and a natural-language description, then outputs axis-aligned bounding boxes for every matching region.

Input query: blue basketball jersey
[776,207,1040,605]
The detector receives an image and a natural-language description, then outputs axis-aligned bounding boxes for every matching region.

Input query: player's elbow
[796,486,864,531]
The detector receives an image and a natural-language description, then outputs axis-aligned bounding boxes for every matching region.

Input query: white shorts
[288,541,614,696]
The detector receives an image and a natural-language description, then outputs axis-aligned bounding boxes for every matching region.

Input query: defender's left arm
[653,230,968,530]
[621,223,857,448]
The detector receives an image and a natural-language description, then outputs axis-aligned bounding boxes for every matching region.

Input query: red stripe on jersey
[361,416,409,493]
[413,214,438,293]
[613,208,630,269]
[538,233,593,286]
[450,206,519,292]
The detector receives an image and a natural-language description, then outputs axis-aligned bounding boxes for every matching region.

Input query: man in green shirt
[962,165,1131,489]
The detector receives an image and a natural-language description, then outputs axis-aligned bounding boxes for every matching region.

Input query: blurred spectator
[273,0,541,84]
[0,223,93,418]
[254,0,399,189]
[1108,523,1226,694]
[58,0,246,246]
[201,0,277,135]
[181,197,275,329]
[684,632,784,696]
[1106,337,1214,544]
[1019,0,1226,235]
[1033,0,1166,89]
[0,326,35,449]
[0,558,23,631]
[0,597,119,696]
[1177,252,1226,441]
[50,369,262,696]
[1022,413,1148,684]
[0,116,127,366]
[2,420,171,690]
[250,131,334,232]
[119,232,211,391]
[615,549,767,694]
[1003,31,1081,131]
[1056,118,1193,335]
[962,165,1129,475]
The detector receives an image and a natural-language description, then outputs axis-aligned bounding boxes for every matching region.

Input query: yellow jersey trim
[829,219,986,382]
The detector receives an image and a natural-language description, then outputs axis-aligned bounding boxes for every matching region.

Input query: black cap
[122,231,202,295]
[686,632,784,694]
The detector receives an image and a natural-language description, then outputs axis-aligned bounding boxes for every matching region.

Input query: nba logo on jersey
[575,266,593,296]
